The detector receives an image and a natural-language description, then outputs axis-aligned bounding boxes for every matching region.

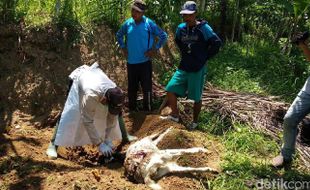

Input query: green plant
[208,41,310,102]
[197,110,309,190]
[198,111,232,135]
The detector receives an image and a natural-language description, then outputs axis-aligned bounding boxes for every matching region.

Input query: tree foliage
[1,0,309,42]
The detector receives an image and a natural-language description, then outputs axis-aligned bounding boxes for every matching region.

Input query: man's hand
[99,142,113,157]
[144,49,158,58]
[104,140,114,149]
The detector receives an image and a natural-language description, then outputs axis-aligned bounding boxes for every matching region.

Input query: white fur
[124,127,218,190]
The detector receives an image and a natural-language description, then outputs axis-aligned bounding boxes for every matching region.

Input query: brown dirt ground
[0,113,222,190]
[0,24,222,190]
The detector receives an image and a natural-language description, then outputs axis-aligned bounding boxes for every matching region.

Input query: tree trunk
[231,0,239,42]
[237,13,242,41]
[219,0,227,40]
[2,0,17,23]
[200,0,206,12]
[55,0,61,16]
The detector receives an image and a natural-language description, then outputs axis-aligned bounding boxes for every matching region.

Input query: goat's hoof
[149,183,162,190]
[212,169,219,174]
[198,147,209,153]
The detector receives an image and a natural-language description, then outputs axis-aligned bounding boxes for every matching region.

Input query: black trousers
[127,61,152,111]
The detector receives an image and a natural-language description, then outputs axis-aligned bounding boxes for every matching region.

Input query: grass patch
[198,111,232,135]
[198,111,310,190]
[208,42,310,102]
[223,123,278,157]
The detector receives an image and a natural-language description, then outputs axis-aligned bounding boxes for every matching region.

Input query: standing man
[272,32,310,168]
[116,0,167,112]
[162,1,222,130]
[46,62,135,159]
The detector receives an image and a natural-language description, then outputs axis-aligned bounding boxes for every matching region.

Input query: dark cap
[132,0,147,12]
[180,1,197,15]
[106,87,125,115]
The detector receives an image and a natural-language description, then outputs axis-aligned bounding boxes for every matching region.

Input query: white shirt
[54,62,122,146]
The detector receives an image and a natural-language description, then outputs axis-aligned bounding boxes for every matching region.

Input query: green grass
[198,111,310,190]
[208,41,310,102]
[2,0,133,45]
[16,0,55,26]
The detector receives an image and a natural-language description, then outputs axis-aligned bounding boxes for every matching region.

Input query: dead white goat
[124,127,218,190]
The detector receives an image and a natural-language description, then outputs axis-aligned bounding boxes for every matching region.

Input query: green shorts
[165,66,207,102]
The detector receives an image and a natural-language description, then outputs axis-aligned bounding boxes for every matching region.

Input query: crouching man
[46,62,135,159]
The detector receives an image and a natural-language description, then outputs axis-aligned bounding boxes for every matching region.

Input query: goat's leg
[154,161,218,180]
[166,162,218,174]
[145,174,162,190]
[160,147,209,157]
[147,127,173,140]
[152,127,173,145]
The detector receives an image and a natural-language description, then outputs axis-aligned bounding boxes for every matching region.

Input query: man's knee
[283,113,300,128]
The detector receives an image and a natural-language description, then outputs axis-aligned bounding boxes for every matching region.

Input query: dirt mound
[56,114,221,189]
[125,113,184,136]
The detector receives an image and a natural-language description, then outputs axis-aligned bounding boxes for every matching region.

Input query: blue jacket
[116,16,168,64]
[175,20,222,72]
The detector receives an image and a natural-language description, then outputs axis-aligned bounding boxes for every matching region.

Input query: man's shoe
[271,155,292,168]
[187,122,198,130]
[159,115,179,122]
[46,142,58,159]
